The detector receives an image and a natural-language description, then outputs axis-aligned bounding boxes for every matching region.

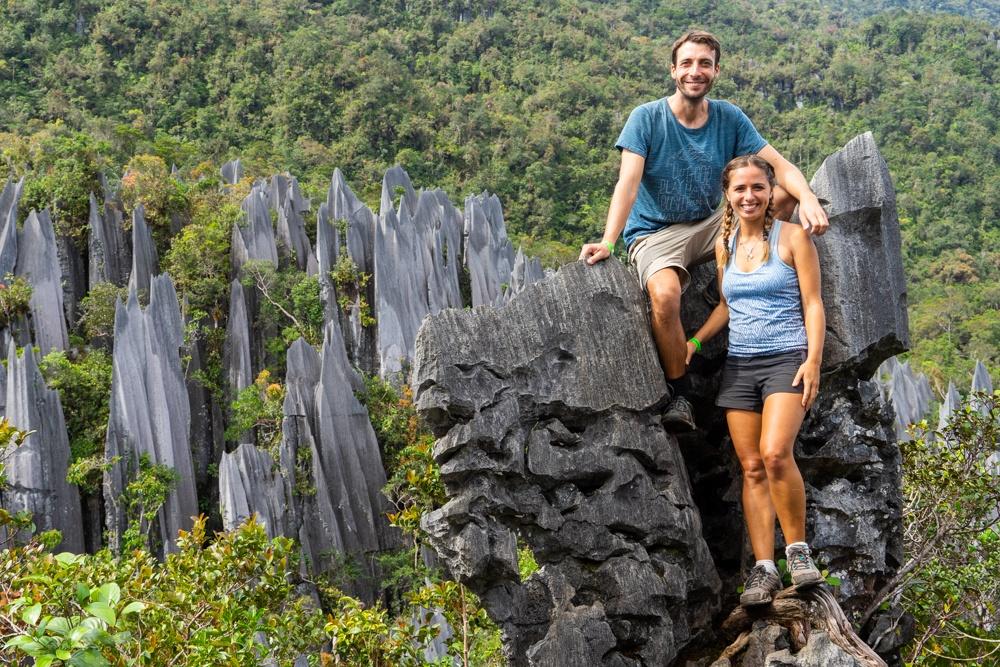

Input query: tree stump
[712,586,886,667]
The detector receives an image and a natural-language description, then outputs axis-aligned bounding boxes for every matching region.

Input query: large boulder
[414,258,721,665]
[795,131,908,379]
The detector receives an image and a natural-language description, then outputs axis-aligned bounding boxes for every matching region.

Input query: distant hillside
[827,0,1000,25]
[0,0,996,386]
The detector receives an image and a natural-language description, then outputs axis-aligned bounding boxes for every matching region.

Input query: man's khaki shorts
[628,208,723,292]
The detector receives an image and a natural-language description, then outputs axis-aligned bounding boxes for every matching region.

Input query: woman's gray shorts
[716,350,807,413]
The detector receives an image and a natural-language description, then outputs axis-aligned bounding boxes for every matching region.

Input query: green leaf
[22,602,42,625]
[35,656,55,667]
[68,648,112,667]
[94,583,120,606]
[119,601,145,617]
[76,583,91,604]
[54,551,81,566]
[84,601,116,627]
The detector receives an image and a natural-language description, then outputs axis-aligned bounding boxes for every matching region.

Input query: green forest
[0,0,998,664]
[0,0,997,388]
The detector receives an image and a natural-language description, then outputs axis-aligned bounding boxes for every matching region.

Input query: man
[579,29,828,431]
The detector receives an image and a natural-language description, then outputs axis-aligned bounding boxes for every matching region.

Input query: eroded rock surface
[1,343,83,551]
[104,275,197,556]
[414,259,720,665]
[796,132,908,378]
[16,210,68,355]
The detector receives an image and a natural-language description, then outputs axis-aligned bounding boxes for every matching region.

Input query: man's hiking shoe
[787,544,824,588]
[661,396,696,432]
[740,565,782,607]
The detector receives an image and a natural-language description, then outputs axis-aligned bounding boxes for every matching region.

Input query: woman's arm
[789,224,824,409]
[686,239,731,365]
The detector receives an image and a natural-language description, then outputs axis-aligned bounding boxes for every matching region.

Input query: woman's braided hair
[718,155,777,268]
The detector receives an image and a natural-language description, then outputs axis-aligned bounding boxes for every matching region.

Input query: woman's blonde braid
[719,200,737,268]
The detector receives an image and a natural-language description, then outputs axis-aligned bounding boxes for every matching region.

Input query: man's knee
[647,268,682,320]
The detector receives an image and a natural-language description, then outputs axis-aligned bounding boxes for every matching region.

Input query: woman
[686,155,825,606]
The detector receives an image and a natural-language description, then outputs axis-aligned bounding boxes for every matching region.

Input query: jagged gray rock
[234,184,279,273]
[16,210,68,355]
[765,631,864,666]
[219,443,293,538]
[0,177,24,278]
[938,381,961,429]
[224,280,254,398]
[464,192,515,307]
[1,343,84,551]
[227,323,397,600]
[277,197,312,272]
[104,275,197,556]
[126,204,160,298]
[414,259,721,665]
[221,159,244,186]
[88,192,129,287]
[798,132,908,378]
[972,360,993,393]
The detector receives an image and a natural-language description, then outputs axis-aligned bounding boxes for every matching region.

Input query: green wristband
[602,240,615,254]
[688,337,702,352]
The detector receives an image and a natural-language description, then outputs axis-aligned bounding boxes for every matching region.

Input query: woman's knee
[761,447,797,478]
[740,457,768,485]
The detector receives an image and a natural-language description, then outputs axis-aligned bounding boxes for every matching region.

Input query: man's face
[670,42,719,101]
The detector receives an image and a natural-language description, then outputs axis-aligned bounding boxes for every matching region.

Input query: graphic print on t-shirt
[651,143,717,222]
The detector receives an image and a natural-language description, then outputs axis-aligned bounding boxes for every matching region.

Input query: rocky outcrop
[16,210,68,355]
[414,259,720,665]
[218,442,293,538]
[0,177,24,278]
[221,159,244,186]
[1,343,84,551]
[126,204,160,298]
[464,192,515,307]
[220,322,398,600]
[415,135,908,664]
[104,275,197,556]
[795,132,908,379]
[88,192,129,287]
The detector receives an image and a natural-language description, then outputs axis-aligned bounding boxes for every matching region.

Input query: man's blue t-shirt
[615,98,768,248]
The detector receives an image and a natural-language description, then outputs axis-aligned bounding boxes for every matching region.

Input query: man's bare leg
[646,267,697,430]
[646,267,686,380]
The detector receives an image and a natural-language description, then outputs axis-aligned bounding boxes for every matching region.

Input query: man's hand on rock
[798,195,829,236]
[579,241,613,265]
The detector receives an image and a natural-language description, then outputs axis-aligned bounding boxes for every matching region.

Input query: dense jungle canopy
[0,0,997,387]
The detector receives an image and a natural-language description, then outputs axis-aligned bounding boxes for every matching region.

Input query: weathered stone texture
[414,259,720,665]
[126,204,160,298]
[88,192,129,287]
[105,275,197,556]
[1,343,84,551]
[16,210,68,355]
[798,132,908,378]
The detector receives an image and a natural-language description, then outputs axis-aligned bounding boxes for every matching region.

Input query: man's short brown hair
[671,30,721,66]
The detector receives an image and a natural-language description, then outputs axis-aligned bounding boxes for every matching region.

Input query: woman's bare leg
[726,409,774,561]
[759,392,808,544]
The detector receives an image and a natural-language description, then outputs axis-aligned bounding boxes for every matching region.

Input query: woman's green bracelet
[602,240,615,254]
[688,337,702,352]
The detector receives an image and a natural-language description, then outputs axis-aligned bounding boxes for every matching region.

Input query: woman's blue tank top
[722,220,808,357]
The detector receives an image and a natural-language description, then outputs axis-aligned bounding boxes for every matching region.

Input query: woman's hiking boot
[739,564,781,607]
[786,544,824,588]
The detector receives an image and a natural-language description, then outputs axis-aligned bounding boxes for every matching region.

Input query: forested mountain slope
[0,0,996,387]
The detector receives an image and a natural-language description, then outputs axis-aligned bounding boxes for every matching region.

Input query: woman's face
[726,165,772,223]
